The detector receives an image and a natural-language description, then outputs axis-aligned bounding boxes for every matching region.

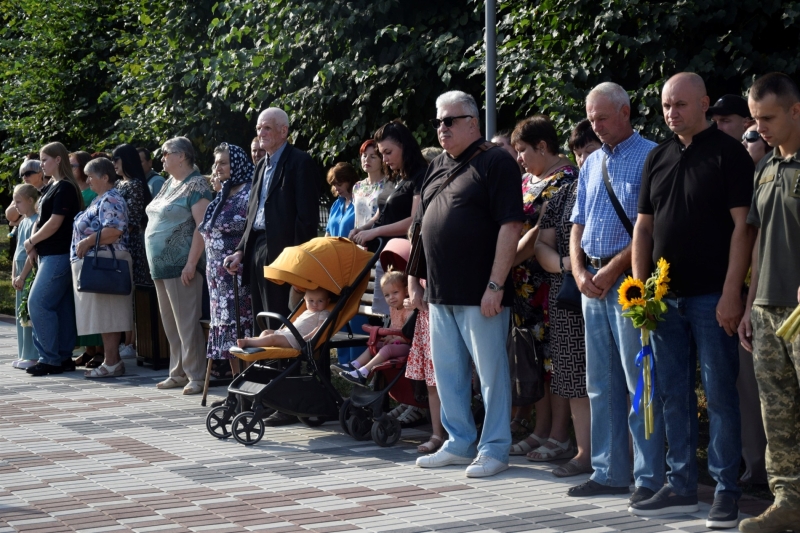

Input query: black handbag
[77,227,132,295]
[507,325,545,406]
[405,141,495,279]
[555,184,583,313]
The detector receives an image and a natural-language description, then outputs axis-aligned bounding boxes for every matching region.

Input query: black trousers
[249,232,291,333]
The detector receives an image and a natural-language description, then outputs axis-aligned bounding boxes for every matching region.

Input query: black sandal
[74,352,93,367]
[85,354,104,369]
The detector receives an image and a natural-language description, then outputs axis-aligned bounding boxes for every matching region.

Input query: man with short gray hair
[567,82,666,500]
[411,90,523,477]
[224,107,319,426]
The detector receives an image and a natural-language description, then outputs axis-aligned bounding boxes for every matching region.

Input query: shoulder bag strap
[420,141,495,214]
[601,155,634,238]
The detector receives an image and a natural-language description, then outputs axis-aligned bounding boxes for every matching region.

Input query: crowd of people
[6,71,800,532]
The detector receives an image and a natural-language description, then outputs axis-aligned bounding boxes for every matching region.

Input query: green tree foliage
[485,0,800,141]
[3,0,800,191]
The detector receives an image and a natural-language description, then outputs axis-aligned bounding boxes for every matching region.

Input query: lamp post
[485,0,496,139]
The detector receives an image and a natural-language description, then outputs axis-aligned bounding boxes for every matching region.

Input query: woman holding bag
[71,157,132,378]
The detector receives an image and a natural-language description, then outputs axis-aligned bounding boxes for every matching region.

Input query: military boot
[739,504,800,532]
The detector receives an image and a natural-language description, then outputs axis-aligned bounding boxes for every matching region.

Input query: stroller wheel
[346,413,372,441]
[298,416,326,427]
[206,406,234,439]
[339,399,354,435]
[371,414,402,447]
[231,412,265,446]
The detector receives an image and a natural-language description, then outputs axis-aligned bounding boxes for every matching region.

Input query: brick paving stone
[0,322,772,533]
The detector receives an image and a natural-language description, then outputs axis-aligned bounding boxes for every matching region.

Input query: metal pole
[485,0,497,139]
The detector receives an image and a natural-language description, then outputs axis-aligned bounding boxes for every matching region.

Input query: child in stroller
[333,269,413,385]
[237,288,331,350]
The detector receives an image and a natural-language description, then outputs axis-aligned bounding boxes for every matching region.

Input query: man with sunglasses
[738,72,800,533]
[412,90,523,478]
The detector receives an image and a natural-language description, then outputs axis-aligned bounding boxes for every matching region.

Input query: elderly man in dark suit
[224,108,319,424]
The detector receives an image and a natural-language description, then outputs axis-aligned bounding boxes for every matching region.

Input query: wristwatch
[487,281,504,292]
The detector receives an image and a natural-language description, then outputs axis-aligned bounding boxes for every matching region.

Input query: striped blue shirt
[570,131,656,258]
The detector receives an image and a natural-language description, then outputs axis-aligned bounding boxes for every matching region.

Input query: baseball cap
[708,95,751,118]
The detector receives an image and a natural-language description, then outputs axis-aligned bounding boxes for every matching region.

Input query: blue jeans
[584,268,665,491]
[29,254,76,366]
[651,293,741,498]
[430,304,511,463]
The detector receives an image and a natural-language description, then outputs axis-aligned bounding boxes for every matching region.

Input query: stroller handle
[256,311,306,348]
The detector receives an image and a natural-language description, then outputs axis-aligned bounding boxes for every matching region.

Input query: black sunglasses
[742,131,762,143]
[21,170,40,178]
[429,115,472,129]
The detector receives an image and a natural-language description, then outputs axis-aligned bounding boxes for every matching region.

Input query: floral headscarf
[200,143,254,231]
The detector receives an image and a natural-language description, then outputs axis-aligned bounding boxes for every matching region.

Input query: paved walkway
[0,322,759,532]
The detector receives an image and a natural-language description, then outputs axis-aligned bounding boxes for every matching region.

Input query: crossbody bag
[601,155,634,237]
[405,141,495,279]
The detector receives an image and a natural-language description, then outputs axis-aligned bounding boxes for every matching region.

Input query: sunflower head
[618,277,647,310]
[654,257,671,301]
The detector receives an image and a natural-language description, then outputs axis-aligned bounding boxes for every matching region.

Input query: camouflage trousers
[751,305,800,507]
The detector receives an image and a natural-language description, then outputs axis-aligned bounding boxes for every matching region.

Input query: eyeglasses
[162,150,176,157]
[21,170,40,178]
[429,115,473,129]
[742,131,762,143]
[71,163,80,168]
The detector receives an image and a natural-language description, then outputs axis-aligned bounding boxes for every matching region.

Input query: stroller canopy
[263,237,374,296]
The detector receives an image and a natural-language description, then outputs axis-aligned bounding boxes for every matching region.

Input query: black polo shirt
[638,123,754,296]
[421,138,524,306]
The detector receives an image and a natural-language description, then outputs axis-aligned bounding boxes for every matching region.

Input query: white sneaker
[15,360,38,370]
[465,454,509,478]
[119,344,137,358]
[416,449,473,468]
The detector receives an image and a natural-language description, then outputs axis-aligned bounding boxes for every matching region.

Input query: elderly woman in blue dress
[199,143,254,381]
[71,157,133,378]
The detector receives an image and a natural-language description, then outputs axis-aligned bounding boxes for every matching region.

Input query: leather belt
[586,256,614,269]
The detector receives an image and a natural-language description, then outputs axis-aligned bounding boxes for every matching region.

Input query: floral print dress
[352,177,386,229]
[511,165,579,370]
[116,178,152,286]
[199,183,253,360]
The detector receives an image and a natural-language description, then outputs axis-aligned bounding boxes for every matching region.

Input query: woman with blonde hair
[11,183,40,369]
[23,142,84,376]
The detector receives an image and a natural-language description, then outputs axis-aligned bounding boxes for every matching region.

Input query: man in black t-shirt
[631,73,755,528]
[411,90,524,478]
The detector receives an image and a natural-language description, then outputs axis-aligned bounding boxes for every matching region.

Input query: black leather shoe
[26,363,64,376]
[62,358,76,372]
[567,479,629,497]
[264,411,298,427]
[630,486,656,505]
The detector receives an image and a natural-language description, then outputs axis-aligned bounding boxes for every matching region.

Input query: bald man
[630,73,755,528]
[224,108,319,426]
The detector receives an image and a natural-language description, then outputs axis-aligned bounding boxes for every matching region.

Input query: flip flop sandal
[85,354,105,369]
[74,352,93,366]
[510,417,531,438]
[552,459,594,478]
[417,435,444,454]
[510,432,548,455]
[526,437,575,462]
[397,406,428,427]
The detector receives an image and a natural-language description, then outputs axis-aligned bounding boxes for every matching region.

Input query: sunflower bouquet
[618,257,671,439]
[17,267,36,328]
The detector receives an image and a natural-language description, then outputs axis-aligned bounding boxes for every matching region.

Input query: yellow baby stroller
[205,237,379,446]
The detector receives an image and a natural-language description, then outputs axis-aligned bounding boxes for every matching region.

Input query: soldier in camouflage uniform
[739,72,800,532]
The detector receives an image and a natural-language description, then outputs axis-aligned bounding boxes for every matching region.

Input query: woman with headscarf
[112,143,154,357]
[199,143,254,380]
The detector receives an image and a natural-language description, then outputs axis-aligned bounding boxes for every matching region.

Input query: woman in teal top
[144,136,213,395]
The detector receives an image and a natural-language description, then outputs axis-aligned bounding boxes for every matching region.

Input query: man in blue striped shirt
[567,82,666,502]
